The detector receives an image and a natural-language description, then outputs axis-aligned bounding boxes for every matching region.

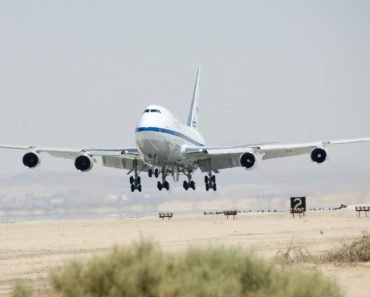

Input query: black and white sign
[290,196,306,211]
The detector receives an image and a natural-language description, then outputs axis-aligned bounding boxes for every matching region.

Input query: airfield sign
[290,196,306,212]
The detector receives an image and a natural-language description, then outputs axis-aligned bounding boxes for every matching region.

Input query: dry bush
[321,234,370,263]
[12,241,342,297]
[275,234,370,265]
[275,246,316,265]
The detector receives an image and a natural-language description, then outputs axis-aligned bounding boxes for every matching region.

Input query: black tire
[165,181,170,191]
[213,184,217,191]
[137,176,141,184]
[129,176,134,184]
[204,176,209,183]
[148,169,153,178]
[157,181,162,191]
[130,184,135,192]
[211,175,216,183]
[206,183,209,191]
[183,181,188,190]
[138,185,142,192]
[190,181,195,190]
[154,169,159,178]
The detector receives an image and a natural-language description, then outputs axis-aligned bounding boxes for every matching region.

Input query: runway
[0,210,369,296]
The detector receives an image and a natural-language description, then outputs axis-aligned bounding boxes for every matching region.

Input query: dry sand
[0,210,369,296]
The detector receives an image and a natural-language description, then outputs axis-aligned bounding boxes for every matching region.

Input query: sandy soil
[0,210,369,296]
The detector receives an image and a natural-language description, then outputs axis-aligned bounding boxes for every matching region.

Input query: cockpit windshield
[143,109,161,113]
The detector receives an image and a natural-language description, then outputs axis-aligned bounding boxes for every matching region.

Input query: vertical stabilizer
[187,66,201,129]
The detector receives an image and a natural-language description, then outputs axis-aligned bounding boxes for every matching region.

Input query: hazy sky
[1,1,370,204]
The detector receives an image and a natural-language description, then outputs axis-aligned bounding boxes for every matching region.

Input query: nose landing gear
[148,168,160,178]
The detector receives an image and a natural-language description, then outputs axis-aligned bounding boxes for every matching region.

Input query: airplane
[1,66,370,192]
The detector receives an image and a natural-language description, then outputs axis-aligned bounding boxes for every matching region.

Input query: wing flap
[0,144,140,166]
[185,137,370,171]
[260,147,313,160]
[102,155,147,171]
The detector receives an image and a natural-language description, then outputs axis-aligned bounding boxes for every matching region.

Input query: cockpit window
[143,109,161,113]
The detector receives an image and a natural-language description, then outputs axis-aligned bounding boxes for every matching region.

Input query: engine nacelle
[311,148,327,164]
[240,152,256,169]
[22,151,40,168]
[74,154,93,172]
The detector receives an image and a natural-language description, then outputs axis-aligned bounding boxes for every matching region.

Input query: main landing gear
[129,175,142,192]
[205,172,217,191]
[157,180,170,191]
[157,169,170,191]
[183,171,195,190]
[129,160,142,192]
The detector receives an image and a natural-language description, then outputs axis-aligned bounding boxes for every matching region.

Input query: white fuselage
[135,105,205,166]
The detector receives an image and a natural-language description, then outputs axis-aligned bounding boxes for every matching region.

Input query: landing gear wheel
[164,181,170,191]
[190,180,195,190]
[131,184,135,192]
[148,169,153,178]
[130,176,134,184]
[206,183,209,191]
[157,181,162,191]
[154,169,159,178]
[183,181,189,190]
[205,176,209,183]
[213,184,217,191]
[211,175,216,183]
[137,176,141,184]
[138,185,142,192]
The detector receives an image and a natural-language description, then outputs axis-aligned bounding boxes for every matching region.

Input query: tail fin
[187,66,201,129]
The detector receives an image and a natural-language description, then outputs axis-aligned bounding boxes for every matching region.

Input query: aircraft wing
[185,138,370,172]
[0,145,147,172]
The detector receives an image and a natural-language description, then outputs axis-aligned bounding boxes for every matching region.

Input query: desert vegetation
[275,234,370,265]
[11,241,341,297]
[322,234,370,263]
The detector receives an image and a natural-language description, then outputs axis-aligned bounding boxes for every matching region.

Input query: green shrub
[12,241,342,297]
[11,280,33,297]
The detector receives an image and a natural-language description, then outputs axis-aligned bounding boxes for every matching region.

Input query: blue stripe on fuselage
[135,127,205,146]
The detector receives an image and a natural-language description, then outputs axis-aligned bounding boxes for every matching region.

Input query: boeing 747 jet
[1,67,370,192]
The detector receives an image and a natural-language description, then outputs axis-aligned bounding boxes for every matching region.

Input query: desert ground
[0,210,369,297]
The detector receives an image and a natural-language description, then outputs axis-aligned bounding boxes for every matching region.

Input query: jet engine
[311,148,327,163]
[74,154,93,172]
[240,152,256,169]
[22,151,41,168]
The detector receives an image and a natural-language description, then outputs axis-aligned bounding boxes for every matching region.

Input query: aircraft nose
[137,109,165,128]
